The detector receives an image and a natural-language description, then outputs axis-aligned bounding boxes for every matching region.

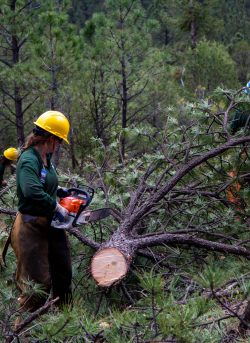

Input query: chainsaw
[51,186,111,230]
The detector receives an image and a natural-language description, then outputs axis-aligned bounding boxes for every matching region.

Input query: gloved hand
[54,202,69,222]
[57,186,69,198]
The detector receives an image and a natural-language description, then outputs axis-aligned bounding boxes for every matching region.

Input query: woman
[0,147,18,187]
[11,110,72,312]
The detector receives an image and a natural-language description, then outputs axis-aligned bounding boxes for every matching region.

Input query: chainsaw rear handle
[68,187,94,208]
[69,187,95,226]
[72,202,89,227]
[57,186,94,201]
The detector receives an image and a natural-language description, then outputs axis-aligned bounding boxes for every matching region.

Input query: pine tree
[0,1,40,146]
[29,0,82,167]
[29,0,81,111]
[150,0,223,48]
[82,0,162,160]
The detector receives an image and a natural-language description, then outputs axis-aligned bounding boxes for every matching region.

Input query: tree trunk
[190,19,197,49]
[11,9,25,146]
[91,248,128,287]
[238,301,250,335]
[91,231,136,287]
[67,111,77,170]
[120,43,128,161]
[90,228,250,287]
[14,84,25,146]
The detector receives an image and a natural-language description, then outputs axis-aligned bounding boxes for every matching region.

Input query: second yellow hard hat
[4,147,19,161]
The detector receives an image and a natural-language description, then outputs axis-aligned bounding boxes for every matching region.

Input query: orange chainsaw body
[59,196,86,215]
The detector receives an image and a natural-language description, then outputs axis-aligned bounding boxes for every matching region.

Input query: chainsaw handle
[57,187,94,201]
[70,186,95,226]
[72,202,88,227]
[67,187,94,199]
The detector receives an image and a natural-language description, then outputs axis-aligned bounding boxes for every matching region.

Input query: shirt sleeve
[230,111,250,135]
[19,158,57,212]
[0,163,5,186]
[230,102,250,134]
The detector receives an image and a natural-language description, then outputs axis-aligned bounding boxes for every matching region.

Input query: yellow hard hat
[34,110,70,144]
[3,147,19,161]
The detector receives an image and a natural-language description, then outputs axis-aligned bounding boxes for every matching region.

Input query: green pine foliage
[185,40,238,92]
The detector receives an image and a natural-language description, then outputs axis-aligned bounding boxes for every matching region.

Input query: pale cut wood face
[91,247,128,287]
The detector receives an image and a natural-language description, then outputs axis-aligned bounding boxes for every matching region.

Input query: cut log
[91,247,128,287]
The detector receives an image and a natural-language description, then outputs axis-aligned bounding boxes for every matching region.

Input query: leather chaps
[11,213,72,312]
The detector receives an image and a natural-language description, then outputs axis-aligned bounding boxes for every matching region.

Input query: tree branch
[121,136,250,230]
[67,227,100,250]
[134,233,250,259]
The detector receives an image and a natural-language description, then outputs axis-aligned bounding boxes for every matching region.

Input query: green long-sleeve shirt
[230,102,250,134]
[16,147,58,216]
[0,161,5,186]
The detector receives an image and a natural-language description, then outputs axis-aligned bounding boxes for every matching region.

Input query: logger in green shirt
[0,147,18,187]
[11,110,72,312]
[230,81,250,134]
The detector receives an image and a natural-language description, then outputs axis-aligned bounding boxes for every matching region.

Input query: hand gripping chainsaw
[51,186,112,229]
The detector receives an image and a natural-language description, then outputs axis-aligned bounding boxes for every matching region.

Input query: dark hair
[33,126,63,143]
[22,126,62,151]
[22,126,52,151]
[33,126,52,137]
[22,134,49,151]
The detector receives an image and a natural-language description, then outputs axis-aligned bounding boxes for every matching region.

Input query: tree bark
[14,85,25,146]
[190,19,197,49]
[11,1,24,146]
[120,46,128,161]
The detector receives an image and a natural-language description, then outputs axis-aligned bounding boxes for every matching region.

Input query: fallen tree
[88,135,250,286]
[2,137,250,287]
